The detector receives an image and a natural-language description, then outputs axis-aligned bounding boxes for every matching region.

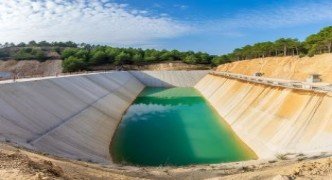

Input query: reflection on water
[110,87,257,166]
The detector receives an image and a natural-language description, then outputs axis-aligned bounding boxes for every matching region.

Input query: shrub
[14,48,46,61]
[115,52,131,65]
[33,49,47,61]
[90,51,108,65]
[62,56,87,72]
[183,55,199,64]
[299,53,306,58]
[14,49,34,60]
[276,153,288,160]
[61,48,78,59]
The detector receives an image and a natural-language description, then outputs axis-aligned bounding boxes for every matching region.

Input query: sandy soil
[91,61,212,71]
[0,60,62,79]
[217,53,332,83]
[0,60,211,81]
[1,142,332,180]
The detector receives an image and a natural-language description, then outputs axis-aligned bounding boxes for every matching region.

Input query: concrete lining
[195,74,332,159]
[0,71,209,164]
[3,69,331,164]
[0,72,145,163]
[129,70,210,87]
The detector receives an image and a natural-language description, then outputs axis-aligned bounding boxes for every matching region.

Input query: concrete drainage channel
[1,70,332,167]
[0,71,210,164]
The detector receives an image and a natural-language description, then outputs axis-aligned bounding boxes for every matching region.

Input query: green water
[110,87,257,166]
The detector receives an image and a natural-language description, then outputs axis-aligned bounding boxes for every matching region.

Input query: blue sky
[0,0,332,54]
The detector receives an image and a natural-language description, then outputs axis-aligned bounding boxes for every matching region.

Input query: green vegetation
[0,41,77,62]
[62,56,86,72]
[14,48,47,61]
[275,153,289,160]
[60,47,216,72]
[226,26,332,61]
[0,26,331,72]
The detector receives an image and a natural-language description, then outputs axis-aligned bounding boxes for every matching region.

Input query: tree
[62,57,87,72]
[212,55,229,66]
[64,41,78,48]
[38,41,51,47]
[61,48,78,59]
[288,39,301,56]
[320,26,332,53]
[160,51,174,61]
[0,49,9,59]
[196,52,212,64]
[115,52,131,65]
[4,42,10,48]
[170,50,182,60]
[28,41,37,47]
[33,49,47,61]
[106,48,120,64]
[17,42,27,47]
[275,38,290,56]
[14,48,34,60]
[144,49,160,62]
[75,49,90,61]
[132,54,143,64]
[90,51,108,65]
[183,55,198,64]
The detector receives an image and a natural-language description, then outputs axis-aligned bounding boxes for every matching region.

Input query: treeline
[0,41,78,61]
[0,41,77,48]
[225,26,332,61]
[0,41,220,72]
[61,47,218,72]
[0,26,331,72]
[0,47,49,61]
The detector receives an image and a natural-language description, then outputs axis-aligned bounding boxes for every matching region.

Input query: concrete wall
[3,68,330,162]
[195,74,332,158]
[129,70,210,87]
[0,70,209,163]
[0,72,145,163]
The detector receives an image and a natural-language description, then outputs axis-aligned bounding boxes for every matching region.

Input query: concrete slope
[195,74,332,158]
[0,72,145,163]
[129,70,210,87]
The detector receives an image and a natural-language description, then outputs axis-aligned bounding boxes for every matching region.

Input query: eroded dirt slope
[217,54,332,82]
[0,60,62,78]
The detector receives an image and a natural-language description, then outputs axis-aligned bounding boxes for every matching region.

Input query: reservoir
[110,87,257,166]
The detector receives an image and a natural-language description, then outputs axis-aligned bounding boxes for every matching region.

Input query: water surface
[110,87,256,166]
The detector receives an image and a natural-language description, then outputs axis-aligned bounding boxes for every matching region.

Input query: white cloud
[0,0,191,45]
[202,1,332,34]
[174,4,188,10]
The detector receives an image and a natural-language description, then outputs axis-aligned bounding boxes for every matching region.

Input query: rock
[272,175,290,180]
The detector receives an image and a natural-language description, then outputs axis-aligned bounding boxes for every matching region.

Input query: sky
[0,0,332,54]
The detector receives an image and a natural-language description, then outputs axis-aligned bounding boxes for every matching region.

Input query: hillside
[217,53,332,82]
[0,60,211,80]
[0,60,62,79]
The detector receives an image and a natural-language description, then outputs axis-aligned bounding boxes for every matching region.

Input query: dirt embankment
[0,60,211,80]
[92,61,212,71]
[1,142,332,180]
[0,60,62,78]
[217,53,332,82]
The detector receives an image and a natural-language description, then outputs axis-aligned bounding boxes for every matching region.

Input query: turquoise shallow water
[110,87,256,166]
